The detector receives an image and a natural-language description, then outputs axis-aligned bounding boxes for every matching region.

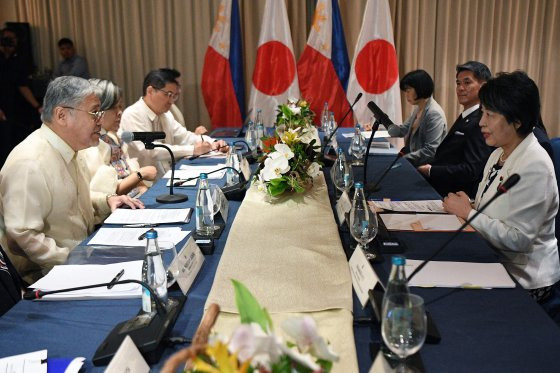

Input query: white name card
[349,247,381,307]
[105,335,149,373]
[240,157,251,181]
[335,191,352,226]
[168,237,205,295]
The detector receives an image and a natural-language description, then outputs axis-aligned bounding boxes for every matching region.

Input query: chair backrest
[549,138,560,243]
[0,246,22,316]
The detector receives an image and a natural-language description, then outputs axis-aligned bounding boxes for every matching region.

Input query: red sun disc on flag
[355,39,398,94]
[252,40,296,96]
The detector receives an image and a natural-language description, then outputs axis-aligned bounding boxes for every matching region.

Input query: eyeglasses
[62,106,105,121]
[156,88,180,101]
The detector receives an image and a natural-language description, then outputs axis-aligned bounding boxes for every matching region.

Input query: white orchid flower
[289,106,301,115]
[272,143,294,160]
[281,316,339,362]
[262,156,290,181]
[299,129,315,144]
[228,323,285,370]
[307,162,321,178]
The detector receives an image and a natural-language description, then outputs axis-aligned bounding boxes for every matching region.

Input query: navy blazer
[428,107,494,198]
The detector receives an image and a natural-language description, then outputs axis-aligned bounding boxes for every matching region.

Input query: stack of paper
[405,260,516,288]
[379,213,471,231]
[163,164,227,179]
[88,227,190,246]
[369,200,445,213]
[104,208,192,225]
[30,261,143,300]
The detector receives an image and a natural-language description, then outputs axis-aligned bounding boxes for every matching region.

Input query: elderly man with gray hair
[0,76,144,284]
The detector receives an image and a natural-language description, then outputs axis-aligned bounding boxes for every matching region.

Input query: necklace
[499,151,508,164]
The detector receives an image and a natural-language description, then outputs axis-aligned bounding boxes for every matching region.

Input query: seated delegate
[443,71,560,303]
[81,79,156,197]
[386,69,447,166]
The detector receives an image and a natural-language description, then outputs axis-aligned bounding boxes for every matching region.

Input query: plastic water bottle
[245,120,258,157]
[226,143,240,185]
[142,229,168,314]
[328,112,338,149]
[196,173,214,236]
[320,102,329,131]
[255,109,264,148]
[382,256,409,309]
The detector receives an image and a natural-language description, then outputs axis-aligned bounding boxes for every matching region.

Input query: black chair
[0,245,22,316]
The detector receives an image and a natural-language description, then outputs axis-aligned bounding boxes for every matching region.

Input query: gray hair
[89,78,122,111]
[41,76,99,123]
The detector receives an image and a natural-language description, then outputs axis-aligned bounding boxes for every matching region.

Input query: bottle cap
[392,255,406,266]
[355,182,363,189]
[145,229,158,239]
[337,147,343,154]
[200,173,208,180]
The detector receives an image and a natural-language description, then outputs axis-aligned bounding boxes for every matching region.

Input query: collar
[40,124,76,164]
[461,104,480,118]
[139,97,158,123]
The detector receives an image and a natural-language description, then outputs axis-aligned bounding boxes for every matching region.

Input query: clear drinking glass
[157,240,178,287]
[349,200,378,259]
[350,130,366,166]
[331,158,354,196]
[381,293,427,372]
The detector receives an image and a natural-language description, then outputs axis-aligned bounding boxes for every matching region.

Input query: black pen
[108,269,124,289]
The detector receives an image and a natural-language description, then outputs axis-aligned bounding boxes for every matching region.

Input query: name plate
[168,237,205,295]
[240,157,251,181]
[349,247,380,307]
[335,191,352,226]
[105,335,149,373]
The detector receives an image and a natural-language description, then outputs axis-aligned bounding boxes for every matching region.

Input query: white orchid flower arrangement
[255,98,322,197]
[189,280,338,373]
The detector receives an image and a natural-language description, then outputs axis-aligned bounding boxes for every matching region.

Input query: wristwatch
[136,171,143,181]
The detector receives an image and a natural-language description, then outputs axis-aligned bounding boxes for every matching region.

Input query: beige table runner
[205,173,352,313]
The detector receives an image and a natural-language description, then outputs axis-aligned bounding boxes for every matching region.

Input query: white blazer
[469,133,560,289]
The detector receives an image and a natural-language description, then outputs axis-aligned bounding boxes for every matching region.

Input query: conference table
[1,129,560,372]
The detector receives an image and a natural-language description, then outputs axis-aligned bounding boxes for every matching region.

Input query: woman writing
[386,69,447,166]
[443,71,560,303]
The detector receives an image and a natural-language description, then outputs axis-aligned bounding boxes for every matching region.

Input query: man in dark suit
[417,61,493,198]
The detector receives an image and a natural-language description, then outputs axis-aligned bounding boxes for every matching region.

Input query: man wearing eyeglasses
[0,76,144,284]
[120,68,229,178]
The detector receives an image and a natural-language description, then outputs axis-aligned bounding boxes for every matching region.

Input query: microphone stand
[144,142,188,203]
[233,140,259,164]
[174,166,250,201]
[365,152,403,196]
[362,120,381,188]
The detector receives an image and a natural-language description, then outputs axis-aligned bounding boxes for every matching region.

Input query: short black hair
[399,70,434,99]
[57,38,74,47]
[142,68,180,96]
[478,71,540,137]
[159,68,181,79]
[456,61,491,82]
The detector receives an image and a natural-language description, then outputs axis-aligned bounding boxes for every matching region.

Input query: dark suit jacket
[428,108,494,198]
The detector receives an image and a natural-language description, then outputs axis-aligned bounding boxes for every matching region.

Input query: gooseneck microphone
[24,279,166,315]
[365,151,405,195]
[121,131,166,144]
[322,93,363,155]
[367,100,394,127]
[406,174,521,282]
[121,131,188,203]
[362,110,381,186]
[173,166,244,187]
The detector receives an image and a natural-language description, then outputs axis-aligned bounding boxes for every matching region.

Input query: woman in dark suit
[386,70,447,166]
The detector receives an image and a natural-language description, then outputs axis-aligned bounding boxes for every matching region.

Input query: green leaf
[232,279,272,332]
[268,178,288,196]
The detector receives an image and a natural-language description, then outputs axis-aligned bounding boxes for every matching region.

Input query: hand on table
[442,191,473,220]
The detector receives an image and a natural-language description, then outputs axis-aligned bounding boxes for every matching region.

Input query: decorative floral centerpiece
[168,280,338,372]
[254,98,322,197]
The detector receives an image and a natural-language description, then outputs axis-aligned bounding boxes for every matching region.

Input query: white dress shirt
[0,125,111,283]
[469,133,560,289]
[119,98,212,178]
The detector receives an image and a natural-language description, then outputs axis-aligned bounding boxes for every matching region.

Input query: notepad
[370,200,445,213]
[30,261,143,300]
[405,260,516,288]
[380,213,471,231]
[88,227,190,246]
[104,208,192,225]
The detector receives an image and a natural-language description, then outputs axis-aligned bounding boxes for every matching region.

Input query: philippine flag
[202,0,245,127]
[248,0,300,126]
[346,0,402,126]
[297,0,353,127]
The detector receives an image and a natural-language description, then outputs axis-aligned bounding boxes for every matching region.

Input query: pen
[108,269,124,289]
[185,208,193,223]
[123,223,159,228]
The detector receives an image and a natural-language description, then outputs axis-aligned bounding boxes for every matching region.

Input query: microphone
[173,166,250,201]
[367,101,394,127]
[364,151,405,195]
[121,131,187,203]
[233,140,259,164]
[322,93,363,155]
[121,131,166,144]
[406,173,521,282]
[188,143,229,161]
[362,119,381,187]
[173,166,244,187]
[24,279,187,365]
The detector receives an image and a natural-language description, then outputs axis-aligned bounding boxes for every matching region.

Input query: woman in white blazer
[443,71,560,303]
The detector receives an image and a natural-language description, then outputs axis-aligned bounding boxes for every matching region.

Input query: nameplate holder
[168,237,205,295]
[336,191,352,226]
[349,247,381,308]
[105,335,149,373]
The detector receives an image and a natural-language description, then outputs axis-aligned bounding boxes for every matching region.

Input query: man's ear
[53,106,69,127]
